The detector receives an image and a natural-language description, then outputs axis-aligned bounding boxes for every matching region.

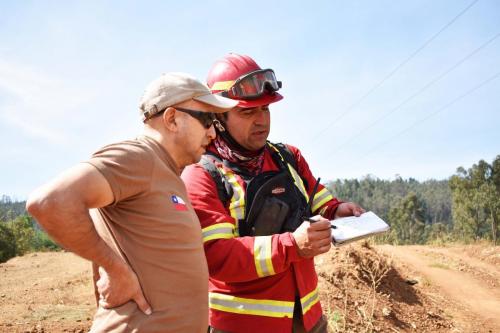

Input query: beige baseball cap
[139,72,238,121]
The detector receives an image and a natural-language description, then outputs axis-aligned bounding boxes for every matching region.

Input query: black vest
[200,142,310,237]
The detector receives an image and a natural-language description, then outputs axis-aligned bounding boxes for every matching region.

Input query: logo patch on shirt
[171,195,188,211]
[272,187,285,194]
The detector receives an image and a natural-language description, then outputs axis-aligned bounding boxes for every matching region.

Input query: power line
[360,71,500,159]
[326,31,500,156]
[310,0,480,144]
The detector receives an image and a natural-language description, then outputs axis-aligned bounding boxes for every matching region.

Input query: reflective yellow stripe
[311,188,334,213]
[211,80,234,91]
[268,142,281,154]
[300,287,320,314]
[287,164,309,202]
[216,167,245,236]
[253,236,276,277]
[209,292,294,318]
[267,143,309,202]
[202,223,235,243]
[319,206,328,216]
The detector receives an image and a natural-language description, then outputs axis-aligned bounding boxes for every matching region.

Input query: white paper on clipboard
[331,211,390,246]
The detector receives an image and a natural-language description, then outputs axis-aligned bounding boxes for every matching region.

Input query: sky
[1,0,499,199]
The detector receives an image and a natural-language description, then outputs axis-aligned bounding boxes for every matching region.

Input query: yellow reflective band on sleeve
[209,292,294,318]
[202,223,235,243]
[300,287,320,315]
[253,236,276,277]
[211,80,234,91]
[311,187,334,213]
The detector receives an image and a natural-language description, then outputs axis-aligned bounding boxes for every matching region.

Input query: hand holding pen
[293,215,332,258]
[308,216,336,229]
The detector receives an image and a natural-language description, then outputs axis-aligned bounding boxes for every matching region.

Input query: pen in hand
[308,217,337,229]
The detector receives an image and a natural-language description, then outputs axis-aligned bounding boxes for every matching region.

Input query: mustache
[252,125,269,131]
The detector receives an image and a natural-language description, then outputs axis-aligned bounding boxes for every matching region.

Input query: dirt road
[378,245,500,332]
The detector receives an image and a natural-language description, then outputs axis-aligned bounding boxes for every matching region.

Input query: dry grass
[316,241,455,332]
[319,241,392,332]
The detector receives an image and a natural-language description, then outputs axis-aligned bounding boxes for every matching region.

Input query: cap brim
[193,93,239,113]
[235,93,283,108]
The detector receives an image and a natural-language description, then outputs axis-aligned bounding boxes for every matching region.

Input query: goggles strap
[211,80,235,91]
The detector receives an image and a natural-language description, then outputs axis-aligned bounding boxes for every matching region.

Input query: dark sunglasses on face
[221,69,282,100]
[174,107,217,129]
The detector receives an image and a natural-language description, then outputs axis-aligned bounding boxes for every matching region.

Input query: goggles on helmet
[221,69,282,100]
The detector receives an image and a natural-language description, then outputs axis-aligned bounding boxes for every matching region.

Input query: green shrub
[0,223,17,263]
[32,230,60,251]
[7,215,36,255]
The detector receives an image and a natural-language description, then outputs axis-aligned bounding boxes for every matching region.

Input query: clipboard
[331,211,390,246]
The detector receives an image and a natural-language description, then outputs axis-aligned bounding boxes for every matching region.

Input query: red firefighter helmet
[206,53,283,108]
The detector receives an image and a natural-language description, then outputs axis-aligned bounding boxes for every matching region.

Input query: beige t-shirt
[87,136,208,333]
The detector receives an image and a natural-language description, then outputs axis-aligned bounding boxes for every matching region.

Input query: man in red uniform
[182,54,364,333]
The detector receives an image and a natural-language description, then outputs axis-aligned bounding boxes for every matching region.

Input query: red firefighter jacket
[181,142,341,333]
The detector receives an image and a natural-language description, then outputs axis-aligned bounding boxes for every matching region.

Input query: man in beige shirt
[26,72,238,332]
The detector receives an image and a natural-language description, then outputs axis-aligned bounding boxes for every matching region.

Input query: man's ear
[162,107,178,131]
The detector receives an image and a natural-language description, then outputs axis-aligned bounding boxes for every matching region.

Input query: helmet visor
[226,69,282,100]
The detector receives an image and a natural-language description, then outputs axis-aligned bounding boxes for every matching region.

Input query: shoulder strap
[267,142,309,191]
[274,142,298,170]
[199,154,233,205]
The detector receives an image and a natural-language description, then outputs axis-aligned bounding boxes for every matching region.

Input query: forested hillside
[0,195,26,221]
[328,155,499,245]
[328,177,451,225]
[327,177,453,244]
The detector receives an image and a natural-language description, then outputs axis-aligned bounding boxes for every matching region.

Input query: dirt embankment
[1,244,499,332]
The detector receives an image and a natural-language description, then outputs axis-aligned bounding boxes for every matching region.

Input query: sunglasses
[174,107,217,129]
[221,69,282,100]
